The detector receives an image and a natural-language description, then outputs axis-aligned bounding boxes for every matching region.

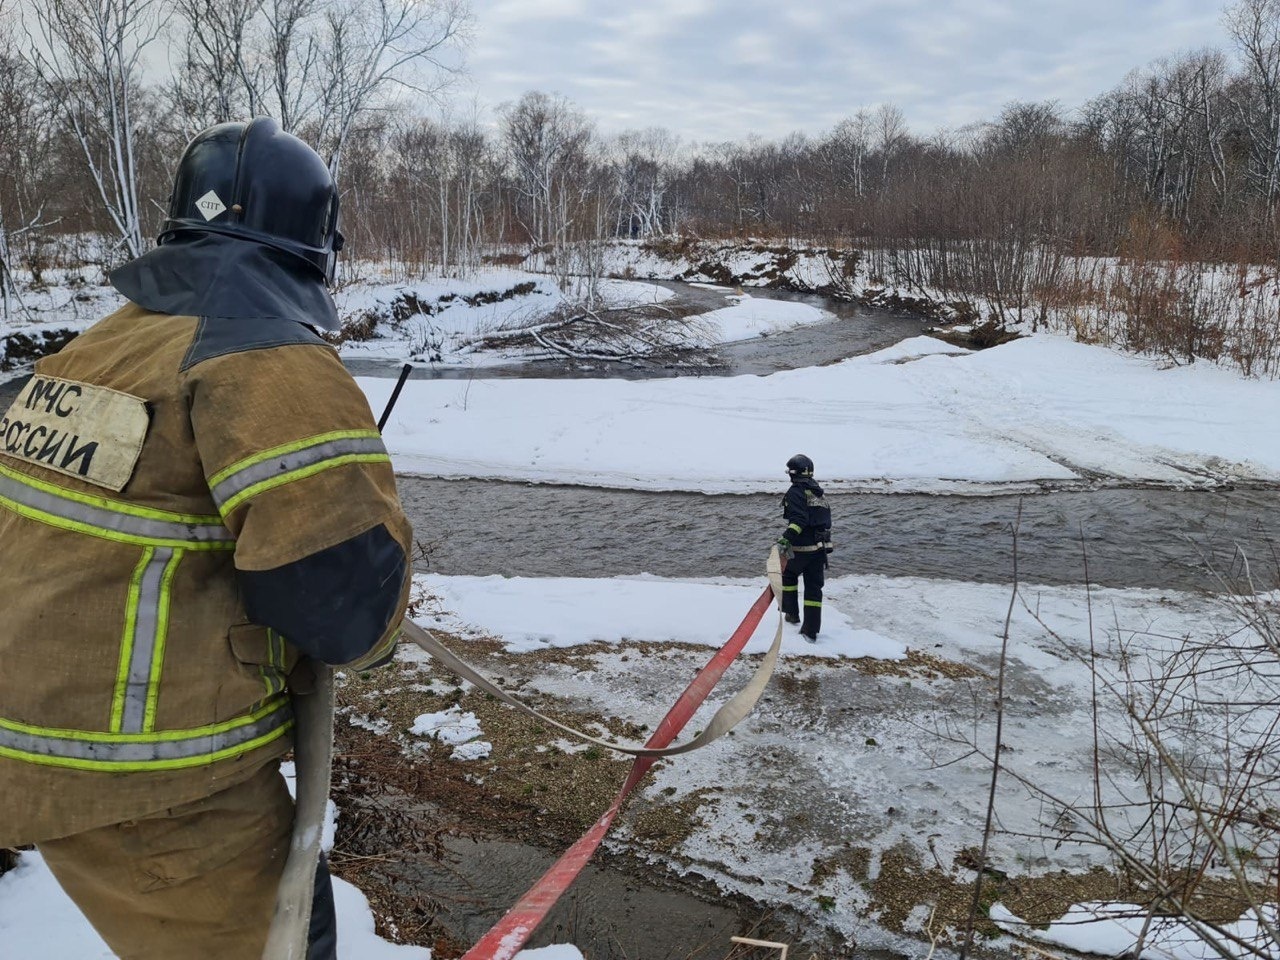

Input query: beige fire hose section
[263,662,336,960]
[404,548,788,757]
[401,605,782,758]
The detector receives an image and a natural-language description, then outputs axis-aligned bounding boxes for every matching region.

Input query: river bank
[321,570,1271,958]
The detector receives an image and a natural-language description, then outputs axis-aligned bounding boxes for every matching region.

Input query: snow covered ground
[416,573,906,659]
[334,269,829,365]
[335,269,671,366]
[6,570,1266,958]
[392,572,1276,958]
[366,333,1280,493]
[0,263,834,370]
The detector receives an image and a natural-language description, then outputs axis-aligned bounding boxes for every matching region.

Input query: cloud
[463,0,1233,141]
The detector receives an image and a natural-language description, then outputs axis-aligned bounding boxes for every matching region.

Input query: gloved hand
[775,538,794,560]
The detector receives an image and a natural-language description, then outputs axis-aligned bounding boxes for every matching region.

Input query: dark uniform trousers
[780,550,825,637]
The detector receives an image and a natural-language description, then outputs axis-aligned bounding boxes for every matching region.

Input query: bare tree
[1226,0,1280,213]
[827,111,872,200]
[167,0,265,130]
[610,127,679,239]
[0,50,56,324]
[0,1,56,322]
[873,102,909,185]
[500,90,593,251]
[1091,53,1231,226]
[22,0,160,259]
[314,0,469,179]
[260,0,322,131]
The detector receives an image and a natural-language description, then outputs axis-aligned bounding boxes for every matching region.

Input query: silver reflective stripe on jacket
[113,548,183,733]
[0,464,234,548]
[208,432,389,515]
[0,701,293,771]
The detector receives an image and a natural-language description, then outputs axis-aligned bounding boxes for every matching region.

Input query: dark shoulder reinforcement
[180,315,326,371]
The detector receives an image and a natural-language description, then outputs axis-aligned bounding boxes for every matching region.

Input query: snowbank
[0,850,433,959]
[366,334,1280,492]
[416,572,905,660]
[694,294,832,342]
[335,269,827,365]
[991,902,1279,960]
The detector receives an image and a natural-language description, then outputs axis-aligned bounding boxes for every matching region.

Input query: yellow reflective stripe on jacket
[259,629,288,699]
[208,430,389,516]
[347,625,400,672]
[0,461,234,549]
[787,523,803,534]
[0,697,292,772]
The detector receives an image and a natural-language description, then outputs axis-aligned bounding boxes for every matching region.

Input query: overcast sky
[460,0,1234,143]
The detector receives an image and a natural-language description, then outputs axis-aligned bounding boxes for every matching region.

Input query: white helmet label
[195,190,227,221]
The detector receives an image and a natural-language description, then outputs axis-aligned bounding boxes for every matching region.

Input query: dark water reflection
[402,479,1280,592]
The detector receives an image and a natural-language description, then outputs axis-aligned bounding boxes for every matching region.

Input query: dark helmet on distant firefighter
[786,453,814,478]
[158,117,344,284]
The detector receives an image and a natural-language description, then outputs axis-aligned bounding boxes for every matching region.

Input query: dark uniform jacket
[0,235,412,847]
[780,477,832,549]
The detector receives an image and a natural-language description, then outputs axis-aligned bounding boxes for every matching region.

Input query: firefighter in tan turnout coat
[0,118,412,959]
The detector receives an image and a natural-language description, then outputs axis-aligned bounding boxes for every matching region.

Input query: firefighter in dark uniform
[0,119,411,959]
[775,454,832,641]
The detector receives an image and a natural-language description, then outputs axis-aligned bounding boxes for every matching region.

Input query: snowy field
[391,573,1277,958]
[366,333,1280,493]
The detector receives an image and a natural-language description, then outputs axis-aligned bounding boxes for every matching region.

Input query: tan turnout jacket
[0,302,411,847]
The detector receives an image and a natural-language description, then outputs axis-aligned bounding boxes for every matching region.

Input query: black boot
[784,613,800,624]
[800,603,821,642]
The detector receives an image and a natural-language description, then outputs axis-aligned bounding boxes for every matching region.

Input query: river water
[398,480,1280,592]
[9,286,1267,595]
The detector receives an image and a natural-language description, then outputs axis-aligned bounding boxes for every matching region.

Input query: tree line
[5,0,1280,367]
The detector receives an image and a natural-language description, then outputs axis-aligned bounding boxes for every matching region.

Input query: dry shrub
[327,310,381,345]
[641,235,702,260]
[481,251,526,267]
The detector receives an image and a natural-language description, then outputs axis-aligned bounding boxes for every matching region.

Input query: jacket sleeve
[779,487,808,542]
[183,339,413,670]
